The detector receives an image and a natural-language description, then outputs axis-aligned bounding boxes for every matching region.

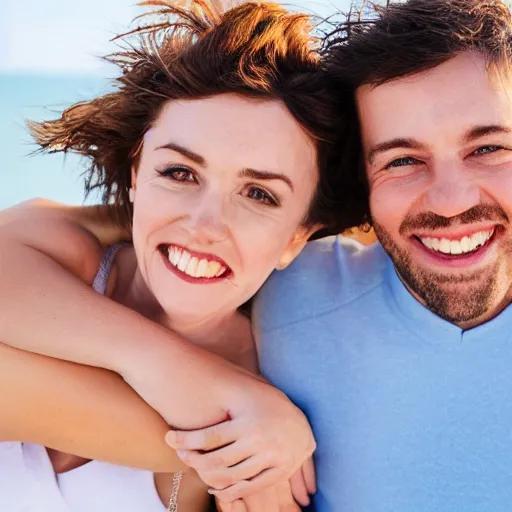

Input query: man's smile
[415,228,495,255]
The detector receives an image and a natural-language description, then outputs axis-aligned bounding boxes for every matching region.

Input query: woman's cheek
[238,223,291,274]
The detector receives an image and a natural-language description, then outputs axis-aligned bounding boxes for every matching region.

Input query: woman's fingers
[197,454,273,490]
[240,487,279,512]
[216,498,247,512]
[170,429,316,507]
[301,456,316,495]
[176,439,253,472]
[222,481,300,512]
[209,467,287,502]
[289,468,310,507]
[275,480,302,512]
[166,399,316,503]
[166,420,238,452]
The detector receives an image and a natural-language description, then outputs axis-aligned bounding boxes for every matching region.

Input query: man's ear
[276,225,323,270]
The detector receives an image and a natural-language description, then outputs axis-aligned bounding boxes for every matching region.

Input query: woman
[0,1,363,510]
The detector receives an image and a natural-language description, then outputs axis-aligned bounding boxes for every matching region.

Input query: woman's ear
[276,225,323,270]
[129,166,138,203]
[130,166,137,192]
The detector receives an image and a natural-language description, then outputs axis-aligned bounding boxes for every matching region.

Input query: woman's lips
[158,244,231,283]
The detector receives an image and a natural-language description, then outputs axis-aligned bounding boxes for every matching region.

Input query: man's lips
[414,227,496,256]
[405,225,503,269]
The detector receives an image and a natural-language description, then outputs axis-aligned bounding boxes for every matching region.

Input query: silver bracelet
[167,471,183,512]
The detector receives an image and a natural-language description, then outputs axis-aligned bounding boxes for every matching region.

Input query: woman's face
[131,93,319,323]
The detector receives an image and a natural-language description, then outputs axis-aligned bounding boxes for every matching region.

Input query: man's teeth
[420,230,494,255]
[167,247,226,278]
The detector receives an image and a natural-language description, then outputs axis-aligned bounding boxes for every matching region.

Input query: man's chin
[374,222,510,326]
[404,268,497,325]
[419,267,487,285]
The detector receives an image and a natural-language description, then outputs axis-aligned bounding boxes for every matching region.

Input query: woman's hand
[164,381,316,502]
[0,199,316,502]
[289,458,316,507]
[215,479,302,512]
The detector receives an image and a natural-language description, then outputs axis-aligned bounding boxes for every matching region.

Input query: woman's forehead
[143,94,318,178]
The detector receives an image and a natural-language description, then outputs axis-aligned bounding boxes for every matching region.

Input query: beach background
[0,0,359,210]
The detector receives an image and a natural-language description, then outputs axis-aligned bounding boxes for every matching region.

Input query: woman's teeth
[167,246,227,278]
[419,229,494,255]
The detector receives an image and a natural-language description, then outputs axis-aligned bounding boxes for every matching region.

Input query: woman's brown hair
[29,0,367,233]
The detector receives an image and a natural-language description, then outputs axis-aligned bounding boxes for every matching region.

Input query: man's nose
[422,163,481,219]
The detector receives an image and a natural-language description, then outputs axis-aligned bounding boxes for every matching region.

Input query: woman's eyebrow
[156,142,206,166]
[239,168,294,191]
[154,145,294,191]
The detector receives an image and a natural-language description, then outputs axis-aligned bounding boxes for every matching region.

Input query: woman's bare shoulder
[0,199,107,285]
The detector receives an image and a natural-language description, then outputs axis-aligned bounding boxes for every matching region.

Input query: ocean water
[0,73,112,209]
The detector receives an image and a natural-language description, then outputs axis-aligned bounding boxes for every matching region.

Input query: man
[253,0,512,510]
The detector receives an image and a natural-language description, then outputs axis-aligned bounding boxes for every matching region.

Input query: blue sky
[0,0,355,209]
[1,0,353,75]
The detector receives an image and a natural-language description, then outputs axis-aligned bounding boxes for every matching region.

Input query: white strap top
[56,456,166,512]
[0,244,168,511]
[92,243,127,295]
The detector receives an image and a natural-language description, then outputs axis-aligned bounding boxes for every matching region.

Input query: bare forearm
[0,343,184,472]
[0,201,316,502]
[0,240,244,429]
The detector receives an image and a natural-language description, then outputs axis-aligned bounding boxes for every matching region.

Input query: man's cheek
[372,194,409,233]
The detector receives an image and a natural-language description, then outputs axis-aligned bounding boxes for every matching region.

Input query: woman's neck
[110,247,252,360]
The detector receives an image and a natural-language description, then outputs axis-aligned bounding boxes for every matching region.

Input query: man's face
[357,52,512,328]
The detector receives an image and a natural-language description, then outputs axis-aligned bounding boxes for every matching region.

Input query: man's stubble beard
[373,222,505,325]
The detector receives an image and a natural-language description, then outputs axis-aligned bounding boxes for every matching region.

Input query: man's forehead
[356,53,512,144]
[358,53,489,96]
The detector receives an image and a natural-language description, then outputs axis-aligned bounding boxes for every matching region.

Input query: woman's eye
[246,186,278,206]
[472,145,504,156]
[158,166,196,182]
[385,156,420,169]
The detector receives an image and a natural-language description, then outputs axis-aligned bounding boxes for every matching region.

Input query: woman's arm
[0,199,316,501]
[0,342,184,472]
[0,199,244,428]
[0,198,130,248]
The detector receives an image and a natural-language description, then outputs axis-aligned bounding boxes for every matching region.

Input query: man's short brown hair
[322,0,512,225]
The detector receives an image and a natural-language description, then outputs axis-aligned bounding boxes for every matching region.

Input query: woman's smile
[159,244,231,284]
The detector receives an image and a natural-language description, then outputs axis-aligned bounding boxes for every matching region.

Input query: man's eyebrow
[155,142,205,166]
[463,125,512,143]
[239,168,294,191]
[367,138,426,164]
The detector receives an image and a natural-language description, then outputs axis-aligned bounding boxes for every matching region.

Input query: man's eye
[472,145,504,156]
[157,166,197,182]
[246,186,279,206]
[385,157,420,169]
